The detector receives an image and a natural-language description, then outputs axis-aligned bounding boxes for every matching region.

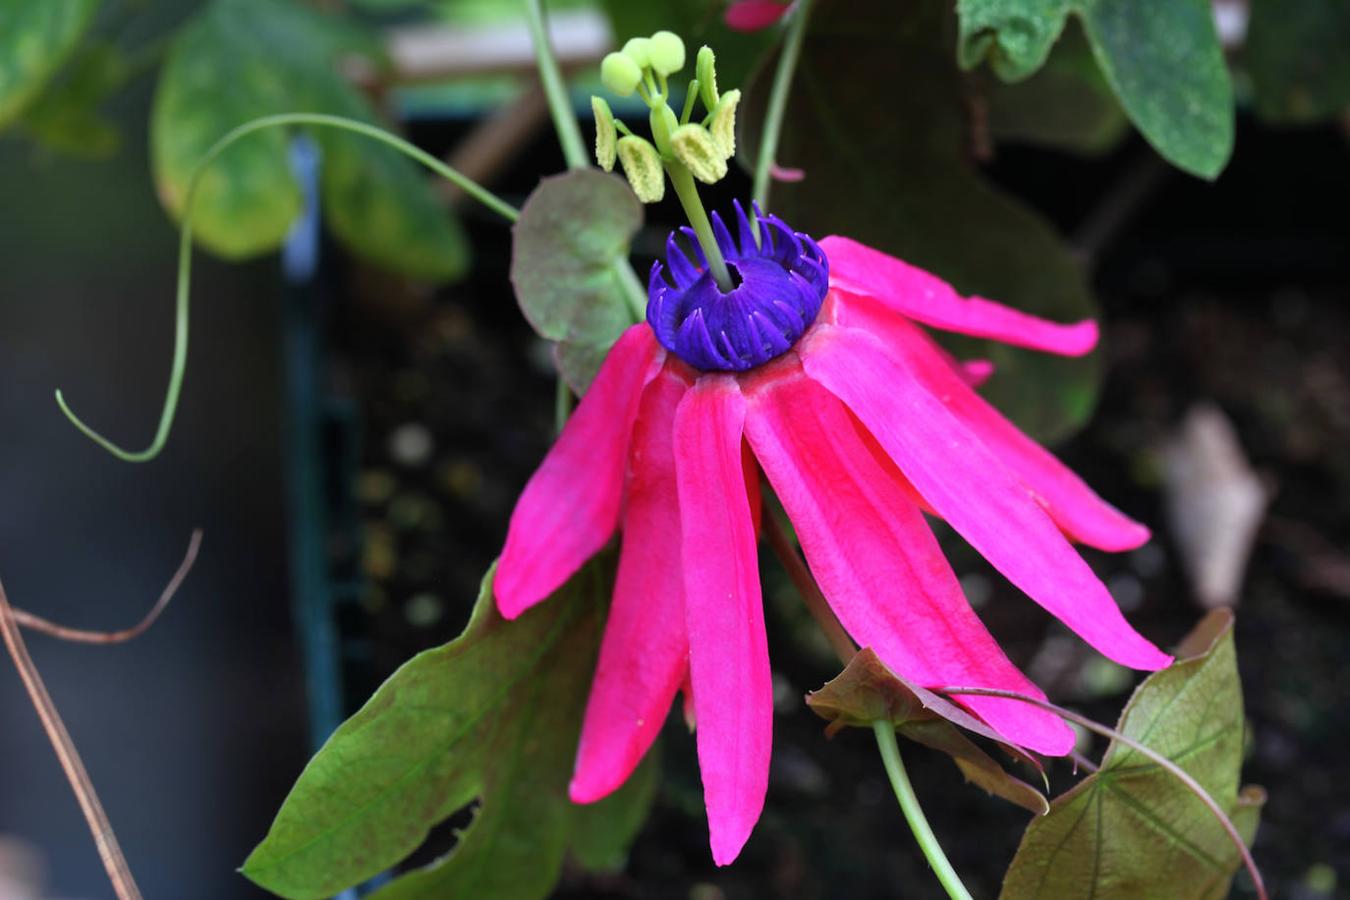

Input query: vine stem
[0,530,203,900]
[553,380,572,434]
[762,505,975,900]
[873,721,976,900]
[521,0,648,380]
[522,0,588,170]
[752,0,814,211]
[55,112,519,463]
[943,686,1268,900]
[11,530,202,644]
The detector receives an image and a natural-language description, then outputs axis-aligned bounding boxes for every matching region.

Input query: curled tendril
[55,113,520,463]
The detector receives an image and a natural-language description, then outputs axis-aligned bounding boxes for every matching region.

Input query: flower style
[494,202,1171,866]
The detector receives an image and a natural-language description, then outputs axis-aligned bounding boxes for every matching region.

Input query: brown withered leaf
[807,648,1049,815]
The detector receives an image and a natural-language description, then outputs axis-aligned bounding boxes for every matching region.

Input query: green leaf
[0,0,100,129]
[957,0,1070,82]
[1076,0,1233,180]
[152,0,468,279]
[317,128,469,282]
[1000,611,1263,899]
[18,41,127,159]
[1246,0,1350,124]
[984,19,1128,156]
[244,556,652,900]
[957,0,1234,179]
[807,648,1049,816]
[742,0,1100,442]
[511,169,642,393]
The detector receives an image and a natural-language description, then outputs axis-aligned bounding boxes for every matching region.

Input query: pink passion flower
[494,202,1171,865]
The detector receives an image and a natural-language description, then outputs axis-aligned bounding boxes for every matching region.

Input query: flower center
[647,202,829,372]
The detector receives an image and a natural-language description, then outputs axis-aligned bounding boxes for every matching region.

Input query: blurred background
[0,0,1346,897]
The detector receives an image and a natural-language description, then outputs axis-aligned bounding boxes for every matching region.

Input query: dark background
[1,55,1347,900]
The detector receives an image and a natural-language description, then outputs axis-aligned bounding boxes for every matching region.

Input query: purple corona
[647,202,830,372]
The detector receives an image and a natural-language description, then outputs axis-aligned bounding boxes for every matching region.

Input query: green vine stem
[762,504,975,900]
[54,112,519,463]
[523,0,588,170]
[873,720,977,900]
[752,0,814,211]
[523,0,648,432]
[943,687,1268,900]
[553,381,573,434]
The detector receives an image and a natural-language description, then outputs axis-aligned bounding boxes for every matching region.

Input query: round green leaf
[510,169,643,393]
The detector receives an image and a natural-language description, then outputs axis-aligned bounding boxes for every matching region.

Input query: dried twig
[0,530,203,900]
[11,530,202,643]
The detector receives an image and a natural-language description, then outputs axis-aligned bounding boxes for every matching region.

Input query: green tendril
[753,0,814,213]
[56,112,519,463]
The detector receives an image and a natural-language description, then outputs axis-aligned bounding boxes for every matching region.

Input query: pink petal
[744,364,1073,755]
[674,376,772,866]
[835,293,1150,552]
[724,0,791,31]
[571,365,691,803]
[820,236,1099,356]
[681,674,697,731]
[960,359,995,387]
[800,325,1171,671]
[495,325,662,619]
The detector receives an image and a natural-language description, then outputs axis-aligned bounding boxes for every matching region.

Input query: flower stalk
[873,721,976,900]
[763,503,975,900]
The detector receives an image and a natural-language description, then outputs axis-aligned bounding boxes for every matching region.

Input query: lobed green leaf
[957,0,1234,179]
[244,555,655,900]
[984,20,1128,156]
[1001,611,1263,899]
[1076,0,1233,180]
[957,0,1070,82]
